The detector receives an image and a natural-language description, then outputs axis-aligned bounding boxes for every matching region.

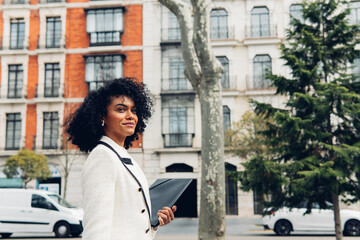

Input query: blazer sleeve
[81,148,117,240]
[151,226,158,239]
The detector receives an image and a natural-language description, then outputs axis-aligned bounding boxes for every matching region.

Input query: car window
[311,202,320,209]
[48,194,75,208]
[31,194,58,211]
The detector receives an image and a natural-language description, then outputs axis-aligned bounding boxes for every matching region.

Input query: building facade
[0,0,144,205]
[0,0,359,217]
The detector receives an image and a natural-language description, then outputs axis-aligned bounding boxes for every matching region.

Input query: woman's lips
[123,123,135,127]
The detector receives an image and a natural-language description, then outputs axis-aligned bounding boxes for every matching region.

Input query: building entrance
[225,162,238,215]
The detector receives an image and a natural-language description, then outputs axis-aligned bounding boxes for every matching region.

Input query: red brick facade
[25,104,37,149]
[29,10,40,51]
[64,54,88,98]
[0,2,144,150]
[66,8,88,49]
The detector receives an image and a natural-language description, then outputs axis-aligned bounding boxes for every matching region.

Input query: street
[7,217,360,240]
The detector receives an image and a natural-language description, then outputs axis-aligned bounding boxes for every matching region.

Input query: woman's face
[103,95,138,147]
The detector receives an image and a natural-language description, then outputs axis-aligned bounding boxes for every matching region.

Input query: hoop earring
[101,120,105,127]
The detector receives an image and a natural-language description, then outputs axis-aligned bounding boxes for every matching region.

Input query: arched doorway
[225,162,238,215]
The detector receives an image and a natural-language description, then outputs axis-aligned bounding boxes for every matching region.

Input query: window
[8,64,23,98]
[216,56,230,89]
[168,12,180,40]
[251,7,270,37]
[86,8,123,46]
[290,4,304,23]
[253,55,272,89]
[46,17,61,48]
[169,58,187,90]
[44,63,60,97]
[162,95,194,147]
[10,19,25,49]
[352,58,360,81]
[210,9,228,39]
[85,55,123,91]
[31,194,57,210]
[351,2,360,25]
[225,162,238,215]
[5,113,21,150]
[43,112,59,149]
[223,106,230,133]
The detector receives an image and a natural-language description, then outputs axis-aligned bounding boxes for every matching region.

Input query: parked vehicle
[260,201,360,236]
[0,189,83,238]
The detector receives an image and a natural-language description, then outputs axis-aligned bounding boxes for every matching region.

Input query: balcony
[163,133,194,148]
[89,31,121,46]
[34,83,64,101]
[245,24,277,38]
[36,36,66,51]
[161,77,193,92]
[246,74,273,89]
[161,26,236,44]
[38,0,65,3]
[210,25,235,40]
[161,28,181,44]
[2,0,29,4]
[222,75,237,90]
[0,85,27,104]
[0,38,29,52]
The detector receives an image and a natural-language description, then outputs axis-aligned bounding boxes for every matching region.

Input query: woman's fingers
[158,206,177,225]
[158,216,164,226]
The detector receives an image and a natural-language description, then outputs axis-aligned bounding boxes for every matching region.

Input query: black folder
[149,178,193,227]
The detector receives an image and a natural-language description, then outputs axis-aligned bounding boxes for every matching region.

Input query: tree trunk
[332,193,343,240]
[198,77,226,240]
[157,1,226,238]
[63,172,69,199]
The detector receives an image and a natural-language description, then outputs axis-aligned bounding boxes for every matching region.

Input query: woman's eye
[117,108,125,112]
[131,109,137,114]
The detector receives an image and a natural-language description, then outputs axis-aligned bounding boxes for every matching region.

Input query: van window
[48,194,75,208]
[31,194,58,211]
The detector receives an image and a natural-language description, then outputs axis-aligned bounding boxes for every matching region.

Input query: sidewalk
[154,216,264,239]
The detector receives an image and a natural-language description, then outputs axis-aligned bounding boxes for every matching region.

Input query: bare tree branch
[192,0,223,82]
[158,0,202,90]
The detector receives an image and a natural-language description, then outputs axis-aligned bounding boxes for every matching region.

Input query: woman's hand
[158,205,177,226]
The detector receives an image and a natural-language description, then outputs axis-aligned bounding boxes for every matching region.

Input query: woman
[66,77,176,240]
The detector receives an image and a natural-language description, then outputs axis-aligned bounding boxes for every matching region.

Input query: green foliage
[3,149,51,188]
[229,0,360,216]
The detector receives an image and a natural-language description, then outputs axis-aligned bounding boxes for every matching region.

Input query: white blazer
[81,136,156,240]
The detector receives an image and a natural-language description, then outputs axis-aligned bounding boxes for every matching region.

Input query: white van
[0,189,83,238]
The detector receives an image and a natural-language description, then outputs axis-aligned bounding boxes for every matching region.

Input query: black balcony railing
[89,31,121,46]
[161,28,181,42]
[87,80,107,91]
[39,0,64,3]
[252,74,272,89]
[246,24,277,38]
[161,77,193,92]
[3,0,28,4]
[163,133,194,148]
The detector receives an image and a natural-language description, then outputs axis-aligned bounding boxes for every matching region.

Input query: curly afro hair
[65,77,153,152]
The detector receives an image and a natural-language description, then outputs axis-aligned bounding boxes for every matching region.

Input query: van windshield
[48,194,75,208]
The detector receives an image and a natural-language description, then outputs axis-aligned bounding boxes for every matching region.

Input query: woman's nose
[126,110,134,119]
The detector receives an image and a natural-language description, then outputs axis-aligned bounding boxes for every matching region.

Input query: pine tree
[248,0,360,239]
